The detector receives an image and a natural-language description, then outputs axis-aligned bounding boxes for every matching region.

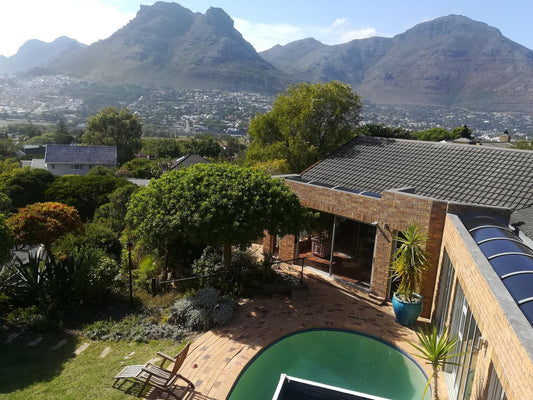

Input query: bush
[167,288,235,331]
[192,247,278,296]
[84,314,185,342]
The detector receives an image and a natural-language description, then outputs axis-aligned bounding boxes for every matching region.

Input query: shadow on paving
[0,332,77,394]
[209,270,419,350]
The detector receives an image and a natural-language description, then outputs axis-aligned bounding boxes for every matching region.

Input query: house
[170,154,210,170]
[40,144,117,176]
[265,136,533,400]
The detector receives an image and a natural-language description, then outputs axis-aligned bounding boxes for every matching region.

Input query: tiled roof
[299,136,533,210]
[511,206,533,241]
[45,145,117,165]
[172,154,210,169]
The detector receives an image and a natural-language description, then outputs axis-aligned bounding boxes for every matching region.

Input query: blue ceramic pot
[392,292,423,327]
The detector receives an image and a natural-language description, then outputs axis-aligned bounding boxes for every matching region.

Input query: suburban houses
[29,144,117,176]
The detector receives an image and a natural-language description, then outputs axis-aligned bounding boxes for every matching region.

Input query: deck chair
[113,342,194,397]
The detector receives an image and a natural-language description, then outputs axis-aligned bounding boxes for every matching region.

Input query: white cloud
[234,16,379,52]
[340,28,378,42]
[0,0,135,56]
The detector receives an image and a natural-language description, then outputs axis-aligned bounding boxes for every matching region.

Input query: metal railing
[152,256,307,294]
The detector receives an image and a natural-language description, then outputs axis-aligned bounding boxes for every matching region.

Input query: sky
[1,0,533,57]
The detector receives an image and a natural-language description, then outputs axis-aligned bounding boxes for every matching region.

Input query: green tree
[94,184,139,234]
[246,81,362,173]
[514,137,533,150]
[142,138,183,159]
[0,138,19,158]
[0,215,12,265]
[0,168,56,209]
[355,123,412,139]
[127,164,313,269]
[82,106,143,164]
[451,124,473,139]
[413,127,457,142]
[45,174,133,221]
[184,138,223,158]
[117,158,162,179]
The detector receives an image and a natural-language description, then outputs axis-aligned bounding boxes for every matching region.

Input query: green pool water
[227,329,431,400]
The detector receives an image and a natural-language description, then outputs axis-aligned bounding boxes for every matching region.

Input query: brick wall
[275,180,448,318]
[441,214,533,400]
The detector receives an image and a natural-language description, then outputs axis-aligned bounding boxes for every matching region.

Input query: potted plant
[408,325,463,400]
[391,223,430,326]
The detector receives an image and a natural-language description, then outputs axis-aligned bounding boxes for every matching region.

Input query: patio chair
[113,342,194,397]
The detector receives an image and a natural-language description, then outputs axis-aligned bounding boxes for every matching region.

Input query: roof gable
[45,145,117,165]
[300,136,533,210]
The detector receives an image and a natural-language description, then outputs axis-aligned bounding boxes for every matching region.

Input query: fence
[151,257,307,295]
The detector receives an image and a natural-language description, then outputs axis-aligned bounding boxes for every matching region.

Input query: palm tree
[391,223,430,302]
[408,325,463,400]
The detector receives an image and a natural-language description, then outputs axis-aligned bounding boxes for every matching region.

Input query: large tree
[82,106,143,164]
[127,164,313,269]
[246,81,362,173]
[7,202,83,259]
[0,168,56,210]
[45,174,133,221]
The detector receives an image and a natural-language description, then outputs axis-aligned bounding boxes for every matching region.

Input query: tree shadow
[0,331,77,393]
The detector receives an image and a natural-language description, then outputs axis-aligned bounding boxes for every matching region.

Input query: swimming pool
[227,329,430,400]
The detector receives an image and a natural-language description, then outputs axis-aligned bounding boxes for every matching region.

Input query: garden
[0,161,311,399]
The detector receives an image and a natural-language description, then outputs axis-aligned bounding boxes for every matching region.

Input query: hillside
[0,37,85,74]
[3,4,533,113]
[262,15,533,112]
[51,2,287,93]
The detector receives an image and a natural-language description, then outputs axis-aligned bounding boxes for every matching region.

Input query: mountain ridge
[2,4,533,112]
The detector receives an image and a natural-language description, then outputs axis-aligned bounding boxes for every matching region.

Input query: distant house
[170,154,210,170]
[40,144,117,176]
[21,145,47,157]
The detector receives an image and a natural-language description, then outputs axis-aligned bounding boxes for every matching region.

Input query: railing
[151,256,307,294]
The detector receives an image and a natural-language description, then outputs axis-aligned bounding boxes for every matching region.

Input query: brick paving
[147,266,448,400]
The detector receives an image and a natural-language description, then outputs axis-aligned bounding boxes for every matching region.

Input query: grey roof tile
[300,136,533,210]
[45,144,117,165]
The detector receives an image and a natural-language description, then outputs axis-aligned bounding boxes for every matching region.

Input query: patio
[146,265,448,400]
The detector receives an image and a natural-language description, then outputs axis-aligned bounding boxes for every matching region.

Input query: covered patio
[146,266,448,400]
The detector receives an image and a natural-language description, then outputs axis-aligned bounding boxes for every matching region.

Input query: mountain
[261,15,533,112]
[51,2,287,93]
[3,6,533,113]
[0,36,85,74]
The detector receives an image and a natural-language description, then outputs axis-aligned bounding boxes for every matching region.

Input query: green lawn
[0,331,185,400]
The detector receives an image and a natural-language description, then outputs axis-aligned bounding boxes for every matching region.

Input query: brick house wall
[274,180,448,318]
[440,214,533,400]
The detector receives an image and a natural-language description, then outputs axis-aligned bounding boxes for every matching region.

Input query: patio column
[328,215,337,276]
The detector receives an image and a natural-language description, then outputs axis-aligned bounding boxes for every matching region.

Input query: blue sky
[1,0,532,57]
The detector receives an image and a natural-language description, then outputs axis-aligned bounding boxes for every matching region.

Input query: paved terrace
[147,266,448,400]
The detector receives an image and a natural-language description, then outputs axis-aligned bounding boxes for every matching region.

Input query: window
[446,284,481,400]
[435,251,455,335]
[486,365,507,400]
[51,164,55,169]
[71,164,82,170]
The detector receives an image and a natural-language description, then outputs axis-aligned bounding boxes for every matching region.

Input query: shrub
[84,314,185,342]
[167,288,235,331]
[192,247,278,296]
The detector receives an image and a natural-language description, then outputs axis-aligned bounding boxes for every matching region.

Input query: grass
[0,331,186,400]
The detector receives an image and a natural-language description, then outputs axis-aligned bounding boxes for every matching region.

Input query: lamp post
[126,241,133,309]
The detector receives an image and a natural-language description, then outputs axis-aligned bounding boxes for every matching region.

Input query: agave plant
[391,223,430,302]
[408,325,463,400]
